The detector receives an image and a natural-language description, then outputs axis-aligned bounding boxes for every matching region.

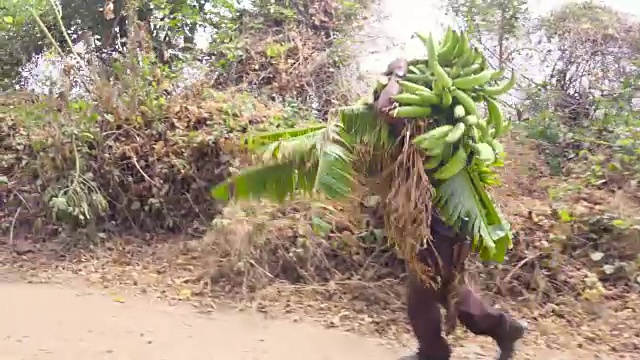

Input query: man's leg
[406,274,451,360]
[456,285,526,360]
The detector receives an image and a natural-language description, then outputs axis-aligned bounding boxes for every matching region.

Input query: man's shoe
[497,319,526,360]
[415,354,451,360]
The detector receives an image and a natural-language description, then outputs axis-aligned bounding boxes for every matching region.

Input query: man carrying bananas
[376,57,526,360]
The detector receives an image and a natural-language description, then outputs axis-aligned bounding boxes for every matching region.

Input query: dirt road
[1,276,636,360]
[0,281,408,360]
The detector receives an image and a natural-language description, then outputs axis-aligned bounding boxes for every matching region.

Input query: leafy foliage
[523,3,640,194]
[212,103,513,262]
[434,168,511,261]
[212,104,396,203]
[212,120,356,202]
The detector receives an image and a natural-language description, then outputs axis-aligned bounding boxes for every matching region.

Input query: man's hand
[374,58,410,131]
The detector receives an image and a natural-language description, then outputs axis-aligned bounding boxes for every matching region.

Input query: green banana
[470,92,483,103]
[419,132,448,155]
[416,64,430,74]
[452,31,469,60]
[480,173,501,186]
[445,122,465,143]
[433,80,443,94]
[393,105,433,118]
[479,58,489,71]
[478,165,494,175]
[438,28,458,63]
[450,88,477,115]
[476,118,490,141]
[416,90,441,105]
[421,138,448,156]
[452,70,496,90]
[413,124,454,146]
[463,114,478,125]
[489,68,506,81]
[434,145,468,180]
[448,66,461,78]
[500,118,512,136]
[404,74,433,84]
[433,63,453,89]
[453,104,466,119]
[456,46,476,68]
[472,142,496,164]
[398,80,431,94]
[408,65,422,74]
[419,32,438,72]
[440,143,453,163]
[408,58,429,66]
[469,126,480,142]
[493,118,512,139]
[489,139,504,155]
[441,87,453,107]
[439,26,453,47]
[458,63,482,77]
[485,97,504,136]
[392,93,428,106]
[424,154,442,170]
[426,146,445,157]
[474,49,486,64]
[482,70,517,97]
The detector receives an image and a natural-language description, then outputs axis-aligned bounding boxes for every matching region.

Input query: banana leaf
[433,168,512,262]
[211,121,356,202]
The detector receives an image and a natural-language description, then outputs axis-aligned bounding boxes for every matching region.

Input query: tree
[0,0,240,89]
[448,0,529,67]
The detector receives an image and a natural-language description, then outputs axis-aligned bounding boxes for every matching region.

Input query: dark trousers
[406,214,522,360]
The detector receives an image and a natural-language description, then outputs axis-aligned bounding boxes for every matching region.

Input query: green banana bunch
[379,29,516,182]
[366,29,522,261]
